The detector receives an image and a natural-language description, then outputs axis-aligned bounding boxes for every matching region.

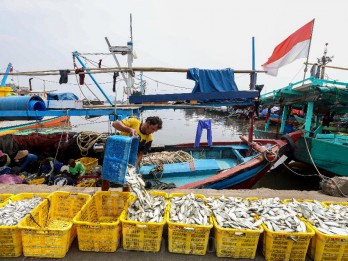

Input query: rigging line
[83,82,101,101]
[290,64,306,83]
[73,69,90,102]
[77,52,113,55]
[142,74,191,89]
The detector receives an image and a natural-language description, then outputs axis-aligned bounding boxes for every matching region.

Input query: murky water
[70,108,251,146]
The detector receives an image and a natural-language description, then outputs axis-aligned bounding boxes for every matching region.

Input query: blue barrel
[0,95,46,120]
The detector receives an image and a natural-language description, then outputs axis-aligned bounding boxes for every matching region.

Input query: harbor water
[70,108,322,191]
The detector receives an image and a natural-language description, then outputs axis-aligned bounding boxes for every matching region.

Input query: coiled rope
[76,131,108,156]
[141,150,193,190]
[141,150,194,166]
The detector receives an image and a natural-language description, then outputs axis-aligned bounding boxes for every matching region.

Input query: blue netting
[102,135,139,185]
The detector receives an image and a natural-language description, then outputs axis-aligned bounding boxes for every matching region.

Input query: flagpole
[303,19,315,81]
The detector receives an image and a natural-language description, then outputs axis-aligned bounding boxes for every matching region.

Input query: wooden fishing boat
[256,74,348,177]
[0,116,70,136]
[139,131,302,190]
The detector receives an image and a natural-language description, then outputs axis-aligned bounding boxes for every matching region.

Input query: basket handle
[136,224,147,228]
[183,227,195,231]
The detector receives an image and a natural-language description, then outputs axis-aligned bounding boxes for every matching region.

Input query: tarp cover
[187,68,238,93]
[47,93,79,100]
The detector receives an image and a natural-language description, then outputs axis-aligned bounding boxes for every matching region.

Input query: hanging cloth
[113,72,119,92]
[194,119,213,148]
[75,68,85,85]
[59,70,70,84]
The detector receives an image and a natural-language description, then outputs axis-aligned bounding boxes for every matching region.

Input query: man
[112,116,163,167]
[13,150,38,173]
[102,116,163,191]
[67,158,86,183]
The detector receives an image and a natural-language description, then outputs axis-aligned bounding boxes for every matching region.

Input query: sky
[1,0,348,102]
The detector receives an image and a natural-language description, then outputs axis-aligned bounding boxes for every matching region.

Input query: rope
[76,131,108,156]
[141,150,194,166]
[302,136,348,197]
[262,144,280,163]
[141,150,193,189]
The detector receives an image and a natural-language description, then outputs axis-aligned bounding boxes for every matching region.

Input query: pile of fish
[286,199,348,235]
[0,197,43,226]
[206,196,262,230]
[170,193,211,226]
[244,197,307,233]
[125,165,166,223]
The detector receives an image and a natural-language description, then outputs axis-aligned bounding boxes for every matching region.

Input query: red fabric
[75,68,85,85]
[263,19,314,66]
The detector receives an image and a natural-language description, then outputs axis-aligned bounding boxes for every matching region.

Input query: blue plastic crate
[102,135,139,185]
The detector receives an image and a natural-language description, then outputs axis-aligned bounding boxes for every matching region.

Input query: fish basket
[73,191,131,252]
[76,157,98,174]
[306,201,348,261]
[18,191,90,258]
[120,191,167,252]
[167,193,213,255]
[0,193,49,258]
[0,193,13,204]
[213,217,263,258]
[262,222,315,261]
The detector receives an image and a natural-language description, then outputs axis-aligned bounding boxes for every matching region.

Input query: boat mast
[318,43,333,79]
[248,37,256,145]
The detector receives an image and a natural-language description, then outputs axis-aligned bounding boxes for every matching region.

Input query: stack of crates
[73,191,130,252]
[102,135,139,185]
[120,191,167,252]
[167,193,213,255]
[19,191,90,258]
[307,201,348,261]
[0,193,49,258]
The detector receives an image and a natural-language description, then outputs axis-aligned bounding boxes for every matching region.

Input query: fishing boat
[255,42,348,178]
[0,116,70,136]
[256,74,348,177]
[139,131,302,189]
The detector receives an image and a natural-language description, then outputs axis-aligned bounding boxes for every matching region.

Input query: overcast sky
[1,0,347,101]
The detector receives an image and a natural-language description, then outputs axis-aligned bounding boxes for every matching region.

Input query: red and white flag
[262,19,315,76]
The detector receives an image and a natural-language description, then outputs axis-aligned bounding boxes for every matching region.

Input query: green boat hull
[294,137,348,177]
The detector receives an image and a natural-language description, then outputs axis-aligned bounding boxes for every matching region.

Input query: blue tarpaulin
[187,68,238,93]
[47,93,79,100]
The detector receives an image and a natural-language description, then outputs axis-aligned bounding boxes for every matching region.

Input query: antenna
[130,13,133,42]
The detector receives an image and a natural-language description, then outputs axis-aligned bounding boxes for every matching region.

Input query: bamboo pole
[306,62,348,71]
[0,67,266,76]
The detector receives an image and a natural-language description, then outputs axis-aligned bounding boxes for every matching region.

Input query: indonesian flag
[262,19,315,76]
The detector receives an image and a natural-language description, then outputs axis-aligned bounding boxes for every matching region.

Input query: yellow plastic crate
[0,193,49,258]
[167,193,213,255]
[213,217,263,258]
[73,191,131,252]
[76,157,98,174]
[120,191,167,252]
[19,191,90,258]
[28,177,46,185]
[0,193,13,204]
[262,222,315,261]
[306,201,348,261]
